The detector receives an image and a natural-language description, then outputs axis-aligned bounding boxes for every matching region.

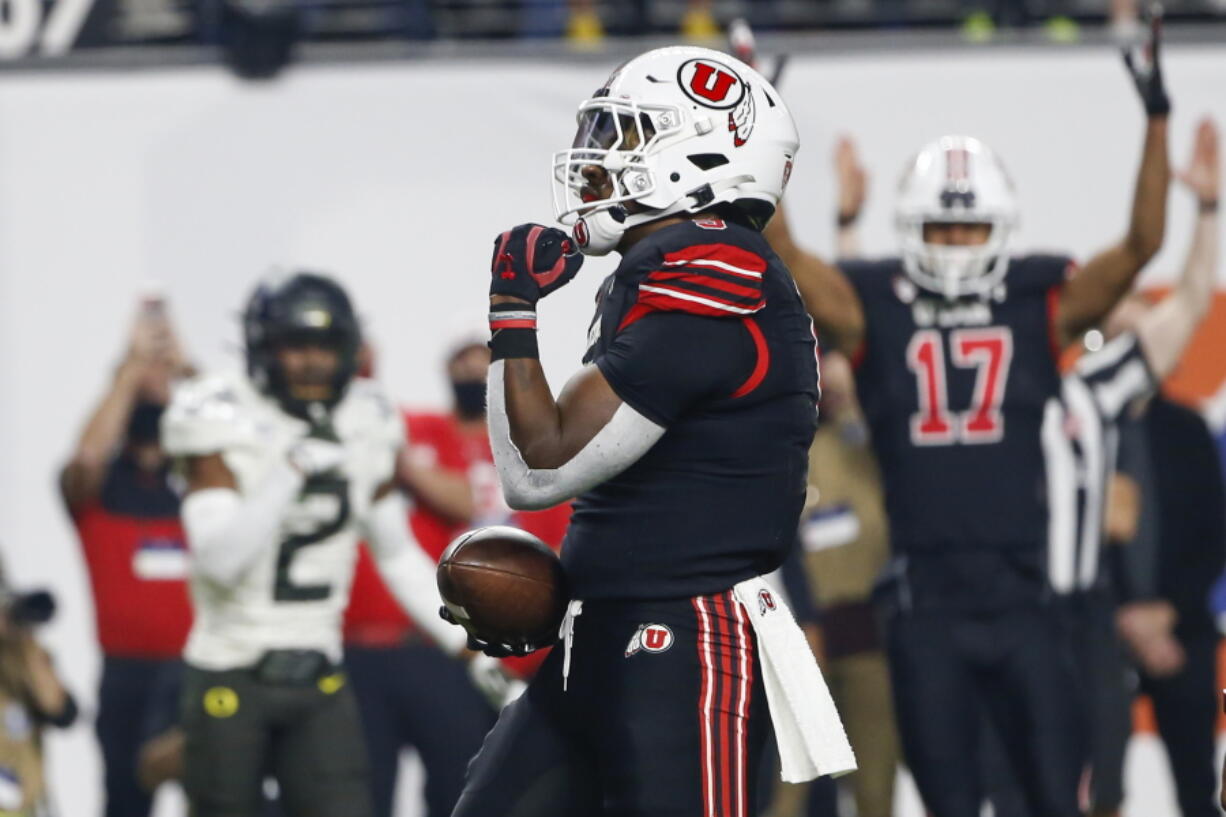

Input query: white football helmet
[553,46,800,256]
[895,135,1019,299]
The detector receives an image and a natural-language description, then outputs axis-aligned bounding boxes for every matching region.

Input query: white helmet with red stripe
[553,46,799,256]
[895,135,1019,299]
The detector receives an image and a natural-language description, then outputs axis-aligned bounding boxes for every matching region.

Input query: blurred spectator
[343,334,571,817]
[398,0,435,39]
[1075,471,1140,817]
[678,0,719,40]
[0,564,77,816]
[794,349,899,817]
[833,136,868,260]
[1098,116,1222,817]
[958,0,1076,28]
[564,0,604,44]
[558,0,720,44]
[1110,0,1141,40]
[1208,382,1226,477]
[59,295,193,817]
[765,138,897,817]
[1113,393,1225,817]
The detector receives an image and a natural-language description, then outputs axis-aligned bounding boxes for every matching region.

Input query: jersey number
[906,327,1014,446]
[274,475,350,602]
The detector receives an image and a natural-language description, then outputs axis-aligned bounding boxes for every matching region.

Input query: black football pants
[884,604,1085,817]
[345,642,496,817]
[1077,588,1132,815]
[452,591,771,817]
[181,663,371,817]
[97,655,181,817]
[1139,632,1222,817]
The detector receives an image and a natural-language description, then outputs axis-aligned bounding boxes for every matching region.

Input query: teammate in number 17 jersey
[161,273,499,817]
[764,17,1172,817]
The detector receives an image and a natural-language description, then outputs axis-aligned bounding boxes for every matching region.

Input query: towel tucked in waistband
[732,576,857,782]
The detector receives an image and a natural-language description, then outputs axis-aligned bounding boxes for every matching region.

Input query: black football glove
[1123,4,1170,118]
[489,224,583,305]
[438,605,542,658]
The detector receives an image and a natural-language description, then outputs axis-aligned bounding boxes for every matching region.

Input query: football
[436,526,568,646]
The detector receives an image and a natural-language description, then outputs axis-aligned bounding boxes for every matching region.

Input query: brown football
[436,526,568,645]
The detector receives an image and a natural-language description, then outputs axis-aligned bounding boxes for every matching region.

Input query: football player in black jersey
[762,15,1172,817]
[441,46,857,817]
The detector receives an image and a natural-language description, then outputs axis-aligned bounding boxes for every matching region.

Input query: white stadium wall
[0,44,1224,816]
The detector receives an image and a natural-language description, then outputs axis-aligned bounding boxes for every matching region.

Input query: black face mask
[451,380,487,419]
[126,401,166,445]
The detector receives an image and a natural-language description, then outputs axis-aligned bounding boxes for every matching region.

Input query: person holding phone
[60,292,195,817]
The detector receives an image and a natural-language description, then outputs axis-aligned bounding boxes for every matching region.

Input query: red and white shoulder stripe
[636,243,768,319]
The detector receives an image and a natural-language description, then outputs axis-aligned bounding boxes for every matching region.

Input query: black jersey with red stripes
[563,217,819,601]
[845,255,1071,560]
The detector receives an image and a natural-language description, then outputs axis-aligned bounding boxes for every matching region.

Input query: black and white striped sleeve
[1072,332,1156,424]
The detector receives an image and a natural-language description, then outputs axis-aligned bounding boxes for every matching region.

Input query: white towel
[732,576,857,782]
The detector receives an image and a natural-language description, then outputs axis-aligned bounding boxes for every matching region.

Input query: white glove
[467,654,524,710]
[286,438,345,476]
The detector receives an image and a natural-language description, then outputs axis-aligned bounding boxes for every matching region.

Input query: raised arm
[60,302,190,511]
[764,203,865,356]
[1055,12,1171,344]
[1136,117,1220,379]
[833,135,868,260]
[60,360,146,511]
[727,21,865,354]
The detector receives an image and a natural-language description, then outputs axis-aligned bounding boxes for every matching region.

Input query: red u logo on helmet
[678,59,746,110]
[689,63,737,104]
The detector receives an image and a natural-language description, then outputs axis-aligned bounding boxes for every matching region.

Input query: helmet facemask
[898,216,1013,300]
[895,136,1019,300]
[552,98,685,255]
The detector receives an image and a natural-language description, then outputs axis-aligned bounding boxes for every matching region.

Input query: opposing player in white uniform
[162,272,495,817]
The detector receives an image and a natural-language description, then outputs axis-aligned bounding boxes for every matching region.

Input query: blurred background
[0,2,1224,816]
[0,0,1225,55]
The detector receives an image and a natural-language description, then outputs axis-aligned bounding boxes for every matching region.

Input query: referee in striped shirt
[1046,116,1218,817]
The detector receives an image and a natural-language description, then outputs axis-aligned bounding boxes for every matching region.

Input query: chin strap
[573,175,758,257]
[574,207,626,257]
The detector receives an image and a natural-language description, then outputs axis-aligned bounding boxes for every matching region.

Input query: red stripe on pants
[731,596,755,817]
[712,593,735,817]
[693,596,716,817]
